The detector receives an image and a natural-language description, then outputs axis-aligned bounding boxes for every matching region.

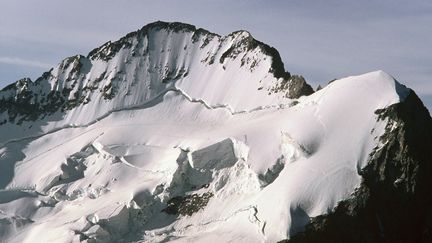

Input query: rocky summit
[0,22,430,243]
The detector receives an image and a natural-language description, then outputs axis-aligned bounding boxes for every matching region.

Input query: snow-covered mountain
[0,21,431,243]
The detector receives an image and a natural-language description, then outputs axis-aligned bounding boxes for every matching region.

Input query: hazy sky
[1,0,431,110]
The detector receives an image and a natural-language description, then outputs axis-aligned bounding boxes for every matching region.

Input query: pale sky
[1,0,431,110]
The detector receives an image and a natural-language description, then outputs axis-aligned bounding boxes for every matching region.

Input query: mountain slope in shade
[0,22,431,243]
[286,90,432,243]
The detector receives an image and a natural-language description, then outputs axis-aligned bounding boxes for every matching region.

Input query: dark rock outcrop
[1,21,315,126]
[284,90,432,243]
[267,75,314,99]
[162,192,213,216]
[287,75,314,99]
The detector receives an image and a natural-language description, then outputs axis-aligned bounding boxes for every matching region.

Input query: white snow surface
[0,24,409,243]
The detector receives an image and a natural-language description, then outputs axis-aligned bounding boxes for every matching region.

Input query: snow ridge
[0,21,413,243]
[0,21,312,132]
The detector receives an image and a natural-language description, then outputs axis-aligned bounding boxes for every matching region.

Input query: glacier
[0,22,420,242]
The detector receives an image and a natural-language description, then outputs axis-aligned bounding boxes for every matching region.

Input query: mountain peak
[86,21,298,83]
[1,21,314,127]
[1,22,431,243]
[87,21,216,61]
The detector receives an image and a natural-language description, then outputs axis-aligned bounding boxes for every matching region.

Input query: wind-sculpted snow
[0,21,316,146]
[0,21,312,135]
[0,66,411,242]
[0,19,419,243]
[0,86,293,147]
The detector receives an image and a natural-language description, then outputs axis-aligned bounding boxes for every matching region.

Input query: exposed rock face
[2,21,430,243]
[0,21,313,127]
[285,90,432,243]
[162,192,213,216]
[287,75,314,99]
[0,56,91,124]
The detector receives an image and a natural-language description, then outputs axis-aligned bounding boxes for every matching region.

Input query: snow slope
[0,22,409,242]
[0,22,311,144]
